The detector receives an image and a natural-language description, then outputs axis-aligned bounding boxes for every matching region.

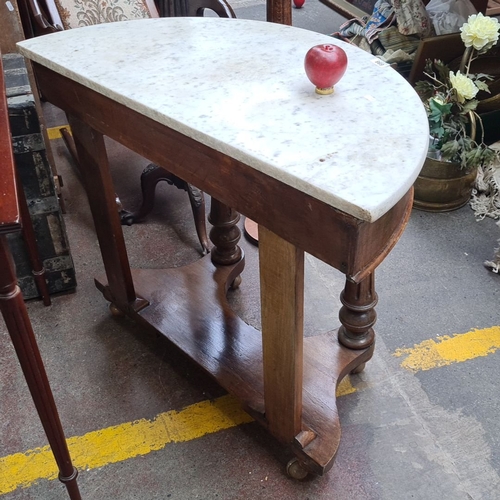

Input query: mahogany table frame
[0,54,81,499]
[29,54,414,477]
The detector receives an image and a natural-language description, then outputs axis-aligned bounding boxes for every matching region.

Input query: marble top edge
[17,18,429,222]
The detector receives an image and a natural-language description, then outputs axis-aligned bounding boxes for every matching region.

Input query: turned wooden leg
[259,226,304,444]
[208,197,242,266]
[0,236,81,499]
[338,272,377,351]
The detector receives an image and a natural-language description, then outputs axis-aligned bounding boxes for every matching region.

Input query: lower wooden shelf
[95,254,371,475]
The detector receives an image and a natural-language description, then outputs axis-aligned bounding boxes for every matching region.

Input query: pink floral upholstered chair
[28,0,235,33]
[51,0,158,30]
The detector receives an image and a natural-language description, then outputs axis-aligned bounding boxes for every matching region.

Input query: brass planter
[413,156,477,212]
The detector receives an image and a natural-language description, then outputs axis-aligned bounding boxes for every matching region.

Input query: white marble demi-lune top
[17,18,429,222]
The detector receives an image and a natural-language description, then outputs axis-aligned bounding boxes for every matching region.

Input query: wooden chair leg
[16,171,51,306]
[59,127,79,169]
[0,236,81,499]
[120,163,209,254]
[61,127,209,254]
[186,183,209,255]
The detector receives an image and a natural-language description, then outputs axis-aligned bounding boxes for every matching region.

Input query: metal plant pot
[413,156,477,212]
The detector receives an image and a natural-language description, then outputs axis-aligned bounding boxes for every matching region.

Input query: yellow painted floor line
[394,326,500,372]
[0,395,251,495]
[3,325,499,495]
[0,380,355,495]
[337,377,356,397]
[46,125,71,140]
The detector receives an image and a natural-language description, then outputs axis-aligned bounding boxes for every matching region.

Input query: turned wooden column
[208,197,242,266]
[338,273,377,350]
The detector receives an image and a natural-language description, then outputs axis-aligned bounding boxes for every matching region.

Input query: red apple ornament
[293,0,305,8]
[304,44,348,95]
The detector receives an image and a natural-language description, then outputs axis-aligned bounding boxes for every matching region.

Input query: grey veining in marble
[18,18,429,222]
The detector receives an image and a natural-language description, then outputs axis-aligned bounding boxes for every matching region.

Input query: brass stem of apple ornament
[304,44,348,95]
[316,86,335,96]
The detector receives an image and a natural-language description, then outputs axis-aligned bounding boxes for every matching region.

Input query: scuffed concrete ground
[2,2,500,498]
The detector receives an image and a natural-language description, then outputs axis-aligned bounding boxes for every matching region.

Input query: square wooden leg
[259,225,304,444]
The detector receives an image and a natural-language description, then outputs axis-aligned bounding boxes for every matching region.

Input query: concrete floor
[2,2,500,499]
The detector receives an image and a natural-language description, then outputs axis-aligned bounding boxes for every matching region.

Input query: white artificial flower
[460,13,500,52]
[449,71,479,103]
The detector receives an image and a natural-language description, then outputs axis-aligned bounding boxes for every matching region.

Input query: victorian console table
[18,18,428,478]
[0,54,81,498]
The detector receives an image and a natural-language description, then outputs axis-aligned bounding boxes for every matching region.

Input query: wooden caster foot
[109,303,124,317]
[286,458,309,480]
[350,362,366,374]
[230,275,242,290]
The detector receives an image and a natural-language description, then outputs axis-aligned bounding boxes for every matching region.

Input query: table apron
[33,63,412,280]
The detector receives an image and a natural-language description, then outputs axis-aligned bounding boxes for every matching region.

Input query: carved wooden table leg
[0,236,81,499]
[338,272,377,372]
[208,197,242,286]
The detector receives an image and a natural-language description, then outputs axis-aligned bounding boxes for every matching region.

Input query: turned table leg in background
[0,236,81,499]
[338,272,378,373]
[258,226,304,444]
[208,197,243,285]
